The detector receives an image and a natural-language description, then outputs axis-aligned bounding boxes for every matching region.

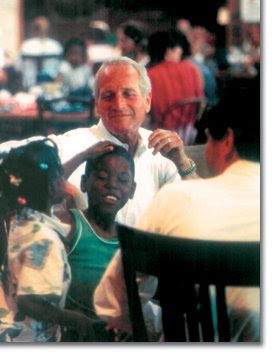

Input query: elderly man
[94,80,260,341]
[0,57,196,226]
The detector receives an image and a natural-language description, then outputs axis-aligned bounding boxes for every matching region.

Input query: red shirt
[148,60,203,130]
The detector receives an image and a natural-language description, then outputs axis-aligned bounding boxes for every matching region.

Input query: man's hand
[148,129,189,170]
[148,129,199,179]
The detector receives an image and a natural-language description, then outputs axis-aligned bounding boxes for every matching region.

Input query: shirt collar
[18,207,71,240]
[94,120,149,158]
[223,159,260,176]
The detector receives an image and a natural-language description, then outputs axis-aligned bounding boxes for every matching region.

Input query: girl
[0,139,94,342]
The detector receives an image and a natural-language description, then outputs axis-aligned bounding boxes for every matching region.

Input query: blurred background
[0,0,260,69]
[0,0,260,142]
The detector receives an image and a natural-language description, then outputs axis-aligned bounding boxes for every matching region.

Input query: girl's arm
[17,294,95,341]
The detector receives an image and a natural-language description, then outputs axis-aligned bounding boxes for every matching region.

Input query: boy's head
[81,145,136,216]
[64,37,87,67]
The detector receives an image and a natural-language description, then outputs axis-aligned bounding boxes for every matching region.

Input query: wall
[0,0,23,62]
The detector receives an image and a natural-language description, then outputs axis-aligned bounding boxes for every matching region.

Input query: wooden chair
[36,95,97,135]
[117,224,260,342]
[161,97,206,145]
[21,54,62,74]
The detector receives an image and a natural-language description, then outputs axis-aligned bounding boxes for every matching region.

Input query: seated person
[45,37,94,113]
[57,143,136,341]
[0,65,22,94]
[85,21,117,75]
[93,80,260,342]
[147,29,204,145]
[117,20,150,66]
[0,56,198,228]
[56,37,93,96]
[15,16,63,90]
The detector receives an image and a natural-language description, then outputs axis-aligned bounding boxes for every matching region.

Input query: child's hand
[85,141,115,161]
[69,312,96,341]
[105,323,132,342]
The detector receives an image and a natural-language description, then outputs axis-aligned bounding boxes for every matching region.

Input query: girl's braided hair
[0,138,63,293]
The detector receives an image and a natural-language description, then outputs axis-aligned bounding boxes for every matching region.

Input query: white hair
[93,56,151,100]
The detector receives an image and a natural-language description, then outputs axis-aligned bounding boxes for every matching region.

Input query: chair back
[161,98,206,145]
[21,54,62,73]
[117,224,260,342]
[37,95,96,135]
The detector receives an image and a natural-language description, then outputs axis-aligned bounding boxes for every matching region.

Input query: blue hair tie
[39,163,48,170]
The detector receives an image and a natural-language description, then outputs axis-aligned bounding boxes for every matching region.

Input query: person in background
[176,23,218,108]
[176,19,219,75]
[57,144,136,341]
[15,16,63,90]
[94,79,260,342]
[56,37,93,96]
[147,29,204,144]
[117,20,150,66]
[0,46,21,94]
[0,56,198,228]
[86,20,117,75]
[0,139,95,342]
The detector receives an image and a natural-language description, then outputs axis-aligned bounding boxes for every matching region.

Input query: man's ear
[145,92,152,114]
[129,181,137,199]
[224,127,235,151]
[94,105,99,118]
[223,127,237,163]
[80,175,87,193]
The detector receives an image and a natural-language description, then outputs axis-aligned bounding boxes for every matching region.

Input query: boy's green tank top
[66,209,119,318]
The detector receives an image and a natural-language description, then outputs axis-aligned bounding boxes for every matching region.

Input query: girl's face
[49,174,66,206]
[82,154,136,216]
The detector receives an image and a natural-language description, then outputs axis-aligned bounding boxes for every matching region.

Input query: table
[0,108,95,142]
[0,111,210,178]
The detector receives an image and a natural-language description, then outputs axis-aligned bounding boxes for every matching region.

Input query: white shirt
[94,160,260,341]
[58,61,92,92]
[87,44,117,64]
[137,159,260,241]
[15,37,63,89]
[0,121,180,226]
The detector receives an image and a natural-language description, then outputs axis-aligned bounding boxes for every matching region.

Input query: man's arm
[93,250,161,337]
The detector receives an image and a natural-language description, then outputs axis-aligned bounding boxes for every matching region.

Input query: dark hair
[148,29,188,65]
[64,37,87,59]
[85,144,135,178]
[201,76,260,161]
[0,139,63,212]
[0,139,63,294]
[119,20,147,46]
[87,27,108,44]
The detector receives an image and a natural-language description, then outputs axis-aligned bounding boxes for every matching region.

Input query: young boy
[58,143,136,341]
[56,37,93,94]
